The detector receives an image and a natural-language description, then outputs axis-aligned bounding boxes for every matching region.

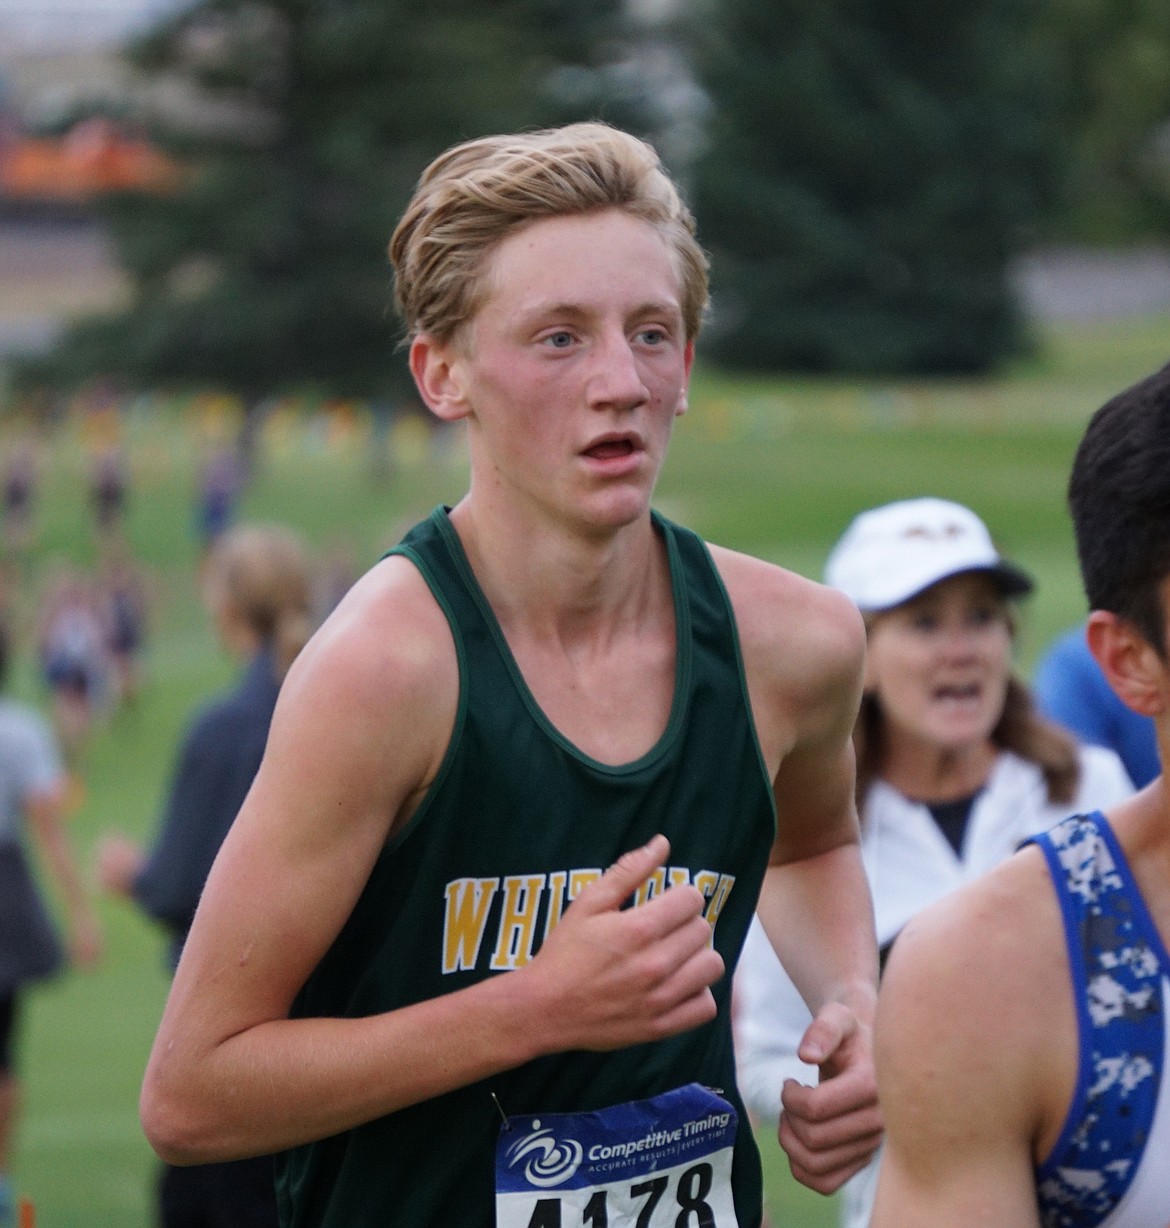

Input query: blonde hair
[388,122,709,346]
[206,523,314,679]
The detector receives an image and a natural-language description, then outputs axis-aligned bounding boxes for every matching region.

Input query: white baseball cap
[824,497,1033,612]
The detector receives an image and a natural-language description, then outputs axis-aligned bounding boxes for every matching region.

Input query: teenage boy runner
[140,122,882,1228]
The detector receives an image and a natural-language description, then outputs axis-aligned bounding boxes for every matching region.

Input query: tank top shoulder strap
[652,510,767,764]
[383,505,482,630]
[1024,812,1166,1227]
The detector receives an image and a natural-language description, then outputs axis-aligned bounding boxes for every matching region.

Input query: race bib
[496,1082,740,1228]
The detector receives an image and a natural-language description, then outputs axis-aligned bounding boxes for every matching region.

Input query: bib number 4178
[525,1161,718,1228]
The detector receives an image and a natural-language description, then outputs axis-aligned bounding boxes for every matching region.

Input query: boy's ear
[1086,610,1167,718]
[409,334,471,422]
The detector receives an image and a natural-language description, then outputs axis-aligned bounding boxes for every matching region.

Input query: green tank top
[275,507,776,1228]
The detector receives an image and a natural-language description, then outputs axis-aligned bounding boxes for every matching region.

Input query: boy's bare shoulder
[870,845,1070,1224]
[274,553,459,780]
[886,844,1062,1007]
[707,542,866,697]
[877,844,1069,1138]
[300,554,454,688]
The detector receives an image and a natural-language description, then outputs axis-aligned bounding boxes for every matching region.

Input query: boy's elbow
[140,1069,221,1165]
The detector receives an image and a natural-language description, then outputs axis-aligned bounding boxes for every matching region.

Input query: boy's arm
[140,559,724,1164]
[719,549,882,1194]
[870,859,1051,1227]
[757,601,882,1194]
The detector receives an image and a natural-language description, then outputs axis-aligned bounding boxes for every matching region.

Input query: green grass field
[3,312,1168,1225]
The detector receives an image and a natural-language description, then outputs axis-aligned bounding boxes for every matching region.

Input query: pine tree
[690,0,1063,374]
[1040,0,1170,242]
[23,0,632,401]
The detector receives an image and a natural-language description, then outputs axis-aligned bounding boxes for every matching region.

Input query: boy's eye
[543,331,574,348]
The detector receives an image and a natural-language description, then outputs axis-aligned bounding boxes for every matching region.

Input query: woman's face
[865,572,1013,754]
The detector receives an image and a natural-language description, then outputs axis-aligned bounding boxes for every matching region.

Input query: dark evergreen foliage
[1036,0,1170,243]
[20,0,633,400]
[690,0,1064,374]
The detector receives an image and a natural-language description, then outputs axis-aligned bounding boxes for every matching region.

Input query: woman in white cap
[733,497,1134,1228]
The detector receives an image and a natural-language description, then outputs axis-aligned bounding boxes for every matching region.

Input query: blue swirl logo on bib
[506,1122,585,1188]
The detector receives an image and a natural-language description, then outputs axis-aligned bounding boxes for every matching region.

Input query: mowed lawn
[4,312,1168,1226]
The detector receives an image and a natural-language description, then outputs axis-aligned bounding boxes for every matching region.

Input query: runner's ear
[410,334,472,423]
[1086,611,1167,718]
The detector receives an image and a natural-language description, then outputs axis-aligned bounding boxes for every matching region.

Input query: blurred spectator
[98,522,314,1228]
[1033,621,1158,789]
[99,548,151,709]
[195,445,245,566]
[1,443,37,559]
[0,619,102,1227]
[89,445,129,544]
[37,566,111,771]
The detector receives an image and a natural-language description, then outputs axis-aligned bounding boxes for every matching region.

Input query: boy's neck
[448,498,664,637]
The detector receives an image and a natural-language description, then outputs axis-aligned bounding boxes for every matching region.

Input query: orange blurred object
[0,117,183,202]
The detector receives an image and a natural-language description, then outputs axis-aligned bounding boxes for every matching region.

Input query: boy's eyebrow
[513,298,684,326]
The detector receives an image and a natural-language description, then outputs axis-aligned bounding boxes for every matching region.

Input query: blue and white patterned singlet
[1025,812,1170,1228]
